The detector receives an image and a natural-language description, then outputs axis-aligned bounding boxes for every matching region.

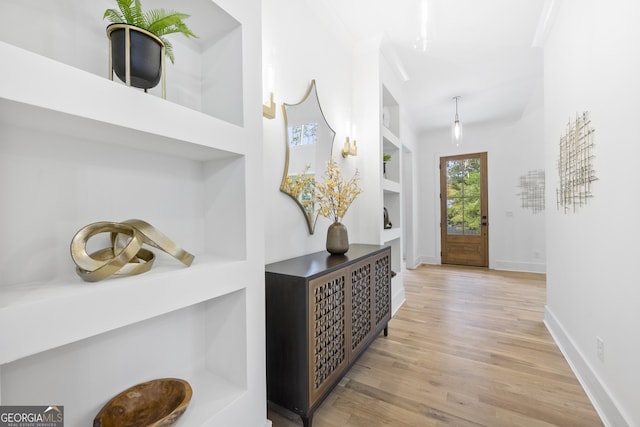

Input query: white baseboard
[544,307,630,427]
[493,259,546,273]
[405,257,421,270]
[416,257,546,274]
[264,419,273,427]
[418,256,439,265]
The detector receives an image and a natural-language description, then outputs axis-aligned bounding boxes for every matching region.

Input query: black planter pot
[107,23,164,91]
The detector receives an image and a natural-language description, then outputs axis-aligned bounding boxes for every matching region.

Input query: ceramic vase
[326,222,349,255]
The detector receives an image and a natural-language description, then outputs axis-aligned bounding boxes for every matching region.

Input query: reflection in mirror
[280,80,335,234]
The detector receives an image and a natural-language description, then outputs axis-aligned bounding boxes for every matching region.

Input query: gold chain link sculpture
[70,219,194,282]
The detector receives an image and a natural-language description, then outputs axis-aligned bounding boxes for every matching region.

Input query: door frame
[439,152,489,267]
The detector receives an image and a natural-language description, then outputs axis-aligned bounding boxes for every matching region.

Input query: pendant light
[452,96,463,146]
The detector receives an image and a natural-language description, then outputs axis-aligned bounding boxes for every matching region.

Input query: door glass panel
[463,158,480,196]
[446,160,463,197]
[446,198,464,234]
[446,158,482,235]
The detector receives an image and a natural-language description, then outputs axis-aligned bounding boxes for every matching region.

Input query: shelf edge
[0,258,250,364]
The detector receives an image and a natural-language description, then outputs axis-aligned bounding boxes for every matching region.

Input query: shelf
[382,227,401,242]
[0,42,246,161]
[383,179,401,193]
[0,257,249,364]
[179,371,246,426]
[1,289,249,426]
[382,127,401,150]
[0,1,244,125]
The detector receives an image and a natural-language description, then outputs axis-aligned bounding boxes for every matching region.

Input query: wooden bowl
[94,378,192,427]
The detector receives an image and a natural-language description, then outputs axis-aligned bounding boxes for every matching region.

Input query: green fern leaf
[162,38,175,64]
[116,0,135,24]
[131,0,144,27]
[103,8,124,23]
[145,9,197,38]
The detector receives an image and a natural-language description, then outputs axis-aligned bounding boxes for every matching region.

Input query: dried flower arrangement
[315,160,362,223]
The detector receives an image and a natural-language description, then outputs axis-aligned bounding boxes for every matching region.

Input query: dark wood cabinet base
[265,245,392,427]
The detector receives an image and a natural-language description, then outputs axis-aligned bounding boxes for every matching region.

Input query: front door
[440,153,488,267]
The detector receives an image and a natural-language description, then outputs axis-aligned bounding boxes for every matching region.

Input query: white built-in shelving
[0,0,265,425]
[381,85,403,296]
[352,37,405,316]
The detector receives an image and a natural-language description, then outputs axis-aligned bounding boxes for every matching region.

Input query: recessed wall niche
[0,290,248,427]
[0,124,246,286]
[0,0,243,125]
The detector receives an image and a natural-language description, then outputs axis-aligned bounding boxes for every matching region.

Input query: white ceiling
[319,0,550,134]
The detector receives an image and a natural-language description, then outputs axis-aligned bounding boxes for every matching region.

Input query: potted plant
[383,153,391,178]
[104,0,197,93]
[315,160,362,255]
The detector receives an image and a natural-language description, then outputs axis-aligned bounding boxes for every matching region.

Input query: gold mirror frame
[280,80,335,234]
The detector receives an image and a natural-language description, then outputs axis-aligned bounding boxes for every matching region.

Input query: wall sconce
[263,92,275,119]
[341,137,358,157]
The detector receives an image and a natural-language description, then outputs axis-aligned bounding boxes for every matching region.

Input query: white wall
[262,1,420,273]
[544,1,640,425]
[262,0,356,263]
[402,118,420,269]
[416,84,546,272]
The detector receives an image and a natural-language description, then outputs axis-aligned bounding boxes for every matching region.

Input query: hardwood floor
[267,264,603,427]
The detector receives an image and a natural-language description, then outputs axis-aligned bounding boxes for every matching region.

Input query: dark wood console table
[265,244,392,427]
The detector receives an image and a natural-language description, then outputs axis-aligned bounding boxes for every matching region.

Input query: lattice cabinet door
[347,258,373,361]
[308,268,348,406]
[372,250,391,331]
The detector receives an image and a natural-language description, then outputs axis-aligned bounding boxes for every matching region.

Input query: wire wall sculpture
[517,170,545,214]
[556,112,597,213]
